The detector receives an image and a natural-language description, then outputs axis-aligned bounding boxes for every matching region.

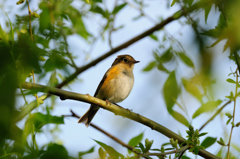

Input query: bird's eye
[123,58,128,63]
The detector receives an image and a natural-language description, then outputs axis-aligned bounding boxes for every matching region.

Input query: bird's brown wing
[93,68,110,97]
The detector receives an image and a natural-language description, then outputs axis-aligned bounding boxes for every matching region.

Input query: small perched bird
[78,55,139,127]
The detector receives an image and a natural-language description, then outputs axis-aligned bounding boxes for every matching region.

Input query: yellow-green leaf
[182,78,202,102]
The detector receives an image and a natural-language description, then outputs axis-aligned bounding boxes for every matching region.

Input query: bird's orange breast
[96,64,126,101]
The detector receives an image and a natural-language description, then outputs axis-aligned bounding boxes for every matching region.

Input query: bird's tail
[78,106,99,127]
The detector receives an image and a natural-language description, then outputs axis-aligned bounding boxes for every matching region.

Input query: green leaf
[185,0,194,6]
[160,47,174,63]
[171,111,189,127]
[236,122,240,127]
[225,113,232,118]
[177,52,194,68]
[157,62,169,73]
[40,143,68,159]
[192,100,222,119]
[49,71,59,87]
[43,51,68,72]
[16,0,25,5]
[144,139,153,153]
[24,113,64,136]
[201,137,217,149]
[94,140,124,159]
[217,137,226,146]
[143,61,156,71]
[98,147,107,159]
[204,5,212,24]
[79,147,95,159]
[182,78,202,102]
[198,132,208,137]
[226,78,236,84]
[138,142,145,152]
[170,0,178,7]
[90,5,107,18]
[128,132,143,153]
[112,3,127,15]
[163,71,179,112]
[149,34,158,41]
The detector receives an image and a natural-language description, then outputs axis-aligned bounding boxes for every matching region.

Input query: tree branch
[19,82,220,159]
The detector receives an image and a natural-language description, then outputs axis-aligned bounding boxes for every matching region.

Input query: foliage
[0,0,240,159]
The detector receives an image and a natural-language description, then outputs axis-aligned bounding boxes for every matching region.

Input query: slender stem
[32,69,38,98]
[227,69,238,159]
[26,0,33,41]
[27,0,38,99]
[145,145,190,156]
[60,28,78,69]
[199,100,231,131]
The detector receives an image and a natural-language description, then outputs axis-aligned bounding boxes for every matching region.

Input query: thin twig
[145,145,190,156]
[27,0,38,99]
[60,28,78,69]
[26,0,33,41]
[124,0,157,23]
[227,68,238,159]
[63,110,149,158]
[199,100,232,131]
[31,69,38,98]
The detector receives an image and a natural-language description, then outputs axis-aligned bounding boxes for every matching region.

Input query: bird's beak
[133,61,140,64]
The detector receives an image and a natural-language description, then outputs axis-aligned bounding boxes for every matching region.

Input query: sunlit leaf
[192,100,222,119]
[226,78,236,84]
[128,132,143,154]
[144,139,153,153]
[201,137,217,149]
[94,140,124,159]
[98,147,106,159]
[182,78,202,102]
[171,111,189,127]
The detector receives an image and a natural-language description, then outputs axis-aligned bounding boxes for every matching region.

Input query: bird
[78,55,139,127]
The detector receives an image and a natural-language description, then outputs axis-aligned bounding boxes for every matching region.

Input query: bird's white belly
[108,74,134,103]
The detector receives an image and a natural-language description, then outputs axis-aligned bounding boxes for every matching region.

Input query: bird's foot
[105,100,111,106]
